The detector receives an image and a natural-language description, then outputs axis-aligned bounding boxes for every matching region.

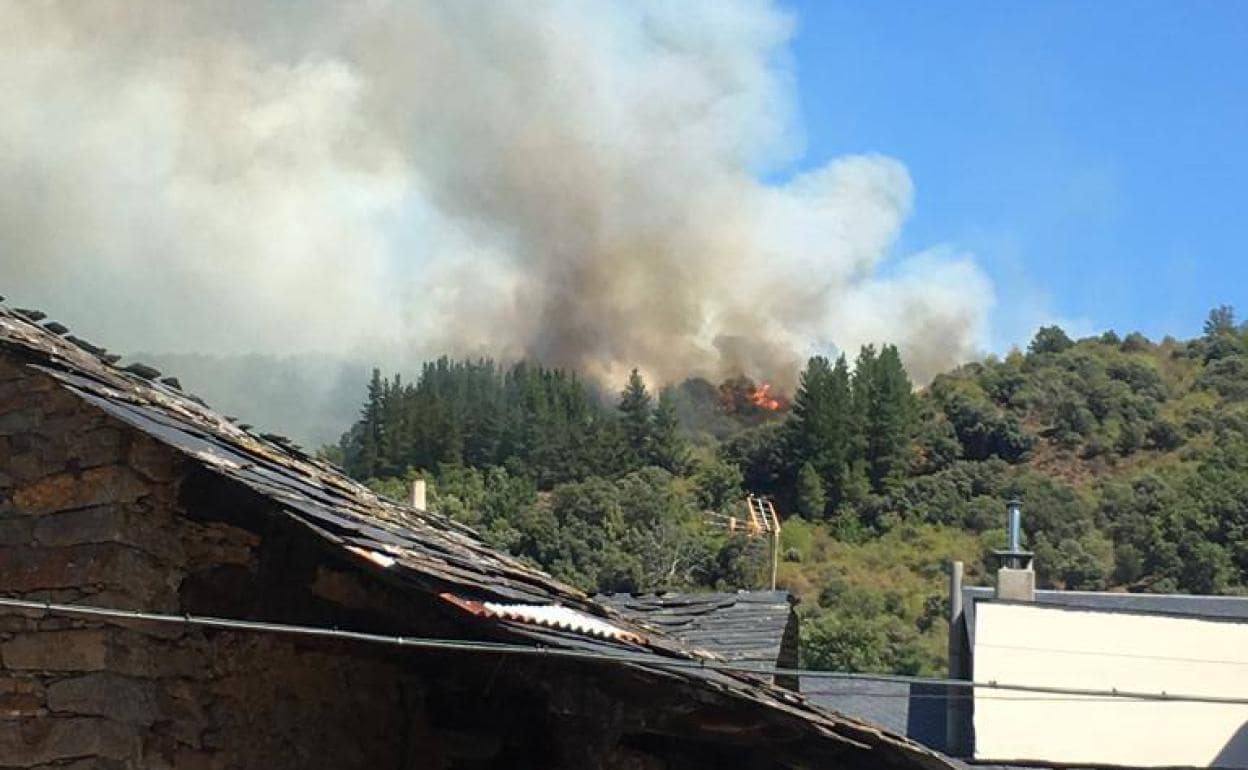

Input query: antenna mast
[703,494,783,590]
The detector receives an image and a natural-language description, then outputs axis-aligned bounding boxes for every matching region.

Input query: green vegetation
[330,306,1248,676]
[344,359,777,594]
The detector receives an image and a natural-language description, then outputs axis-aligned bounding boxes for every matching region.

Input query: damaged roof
[597,591,797,669]
[0,300,953,770]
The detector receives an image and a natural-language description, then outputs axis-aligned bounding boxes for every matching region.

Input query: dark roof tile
[121,362,162,380]
[597,591,796,668]
[65,335,107,357]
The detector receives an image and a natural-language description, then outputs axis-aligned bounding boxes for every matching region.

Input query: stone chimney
[411,479,427,511]
[994,499,1034,601]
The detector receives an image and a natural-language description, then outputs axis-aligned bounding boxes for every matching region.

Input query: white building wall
[973,601,1248,768]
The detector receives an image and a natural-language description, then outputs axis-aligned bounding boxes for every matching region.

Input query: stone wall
[0,359,438,769]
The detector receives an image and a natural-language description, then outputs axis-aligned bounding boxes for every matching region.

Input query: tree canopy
[331,306,1248,676]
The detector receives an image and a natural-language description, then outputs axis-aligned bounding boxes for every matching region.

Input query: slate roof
[800,679,912,736]
[597,591,798,669]
[799,679,947,752]
[0,298,954,770]
[597,592,951,747]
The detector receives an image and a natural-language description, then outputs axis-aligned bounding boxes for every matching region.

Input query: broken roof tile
[122,362,161,380]
[65,335,107,357]
[347,545,397,568]
[598,591,796,667]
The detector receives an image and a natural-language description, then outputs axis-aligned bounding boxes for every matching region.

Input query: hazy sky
[3,0,1244,375]
[781,0,1248,350]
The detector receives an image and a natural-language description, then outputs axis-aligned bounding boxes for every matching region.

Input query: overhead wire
[1,595,1246,706]
[974,641,1248,667]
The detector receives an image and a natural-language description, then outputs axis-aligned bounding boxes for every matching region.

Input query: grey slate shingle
[597,590,800,690]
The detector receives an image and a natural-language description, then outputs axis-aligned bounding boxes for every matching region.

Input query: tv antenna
[703,494,783,591]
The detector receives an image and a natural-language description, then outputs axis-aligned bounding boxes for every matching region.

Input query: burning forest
[1,0,992,446]
[719,376,790,417]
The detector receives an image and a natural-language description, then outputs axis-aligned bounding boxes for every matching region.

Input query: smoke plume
[0,0,992,396]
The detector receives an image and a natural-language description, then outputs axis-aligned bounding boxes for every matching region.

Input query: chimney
[994,499,1034,601]
[411,479,427,511]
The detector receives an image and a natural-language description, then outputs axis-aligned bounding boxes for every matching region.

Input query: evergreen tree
[378,373,407,475]
[788,355,854,508]
[858,345,915,492]
[618,368,654,469]
[850,344,877,466]
[650,390,691,474]
[349,368,385,478]
[795,461,827,518]
[789,355,832,460]
[339,358,615,488]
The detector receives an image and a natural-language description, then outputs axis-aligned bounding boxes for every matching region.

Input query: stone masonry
[0,358,445,769]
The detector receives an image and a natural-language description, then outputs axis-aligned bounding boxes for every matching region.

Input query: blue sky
[779,0,1248,350]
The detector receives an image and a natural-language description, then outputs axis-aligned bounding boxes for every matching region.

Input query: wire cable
[2,595,1246,706]
[975,641,1248,667]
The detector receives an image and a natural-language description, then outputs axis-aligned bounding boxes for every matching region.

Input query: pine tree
[850,345,877,466]
[378,373,406,475]
[788,355,854,508]
[650,390,691,474]
[795,461,827,518]
[618,368,653,469]
[353,368,385,478]
[859,344,914,492]
[825,355,855,501]
[789,355,833,462]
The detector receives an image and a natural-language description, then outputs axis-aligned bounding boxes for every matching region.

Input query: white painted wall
[973,601,1248,768]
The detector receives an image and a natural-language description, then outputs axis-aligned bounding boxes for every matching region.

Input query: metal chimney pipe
[996,498,1034,600]
[1006,499,1022,553]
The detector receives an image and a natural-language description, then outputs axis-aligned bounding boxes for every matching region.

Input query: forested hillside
[326,307,1248,676]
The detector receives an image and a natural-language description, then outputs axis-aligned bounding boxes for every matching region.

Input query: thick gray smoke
[0,1,992,404]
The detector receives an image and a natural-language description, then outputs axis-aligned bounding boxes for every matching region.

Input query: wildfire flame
[717,375,788,415]
[749,383,783,412]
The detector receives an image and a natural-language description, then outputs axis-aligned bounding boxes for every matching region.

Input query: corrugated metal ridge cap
[440,593,648,645]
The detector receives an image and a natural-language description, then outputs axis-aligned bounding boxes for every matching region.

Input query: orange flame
[749,383,783,411]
